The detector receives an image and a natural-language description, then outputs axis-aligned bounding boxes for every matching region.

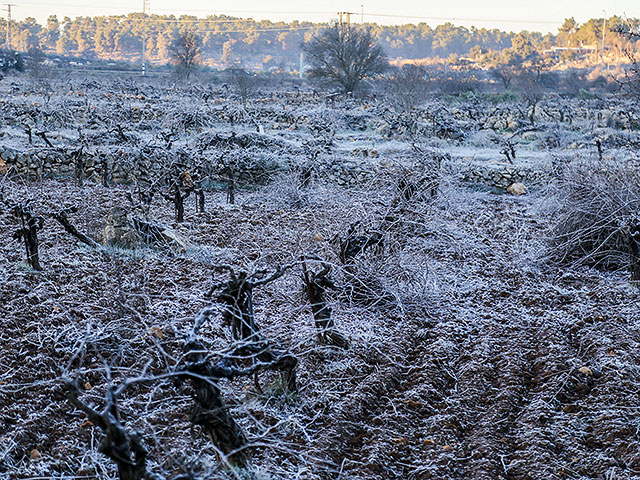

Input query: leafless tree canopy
[613,24,640,97]
[303,22,388,93]
[170,29,202,81]
[385,64,431,112]
[226,65,257,105]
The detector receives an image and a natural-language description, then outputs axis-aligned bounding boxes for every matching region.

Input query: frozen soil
[1,173,639,480]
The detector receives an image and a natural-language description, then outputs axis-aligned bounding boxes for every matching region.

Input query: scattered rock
[158,227,192,252]
[507,182,527,195]
[102,207,140,248]
[579,366,593,376]
[149,326,163,338]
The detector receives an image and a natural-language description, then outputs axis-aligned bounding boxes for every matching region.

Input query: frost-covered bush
[388,145,446,207]
[548,157,640,271]
[263,170,312,209]
[0,49,24,72]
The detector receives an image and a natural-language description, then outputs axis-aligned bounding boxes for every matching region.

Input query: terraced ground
[1,76,640,480]
[1,173,639,480]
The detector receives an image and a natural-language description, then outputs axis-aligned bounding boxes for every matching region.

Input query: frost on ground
[0,75,640,480]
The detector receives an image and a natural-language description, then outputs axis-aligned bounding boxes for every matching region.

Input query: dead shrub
[547,157,640,273]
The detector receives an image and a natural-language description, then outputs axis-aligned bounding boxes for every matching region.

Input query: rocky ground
[1,172,639,480]
[1,76,640,480]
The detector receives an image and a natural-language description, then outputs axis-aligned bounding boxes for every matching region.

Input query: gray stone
[102,207,140,248]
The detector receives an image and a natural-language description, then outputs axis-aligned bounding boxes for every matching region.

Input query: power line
[4,2,568,27]
[358,12,563,25]
[144,18,261,24]
[338,11,351,33]
[191,25,317,34]
[8,2,326,25]
[8,1,620,38]
[148,8,334,15]
[12,1,138,11]
[91,18,318,32]
[141,18,313,24]
[12,1,335,16]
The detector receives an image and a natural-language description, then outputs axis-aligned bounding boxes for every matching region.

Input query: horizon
[3,0,639,35]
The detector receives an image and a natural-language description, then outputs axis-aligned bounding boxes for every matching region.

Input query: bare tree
[169,29,202,81]
[490,66,517,90]
[385,64,430,112]
[26,47,52,84]
[163,171,193,223]
[10,202,44,271]
[614,24,640,96]
[226,64,256,105]
[517,69,544,124]
[206,264,299,393]
[301,257,349,348]
[65,380,151,480]
[303,22,387,93]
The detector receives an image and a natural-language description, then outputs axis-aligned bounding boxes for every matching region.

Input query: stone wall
[1,145,549,190]
[313,157,397,187]
[458,163,549,189]
[0,145,287,185]
[1,146,72,179]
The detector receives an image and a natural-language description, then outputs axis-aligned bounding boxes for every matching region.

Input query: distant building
[543,45,597,60]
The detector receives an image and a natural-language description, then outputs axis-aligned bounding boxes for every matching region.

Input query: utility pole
[5,4,15,50]
[337,11,351,35]
[142,0,150,76]
[361,5,364,24]
[600,11,607,75]
[299,51,304,79]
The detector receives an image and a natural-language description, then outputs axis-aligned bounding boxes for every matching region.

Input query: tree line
[0,13,638,69]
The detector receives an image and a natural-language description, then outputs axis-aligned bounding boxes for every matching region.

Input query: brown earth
[1,176,639,480]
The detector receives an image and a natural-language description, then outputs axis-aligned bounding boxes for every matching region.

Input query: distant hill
[1,14,638,71]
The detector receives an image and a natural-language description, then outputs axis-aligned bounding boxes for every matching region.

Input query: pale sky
[7,0,640,33]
